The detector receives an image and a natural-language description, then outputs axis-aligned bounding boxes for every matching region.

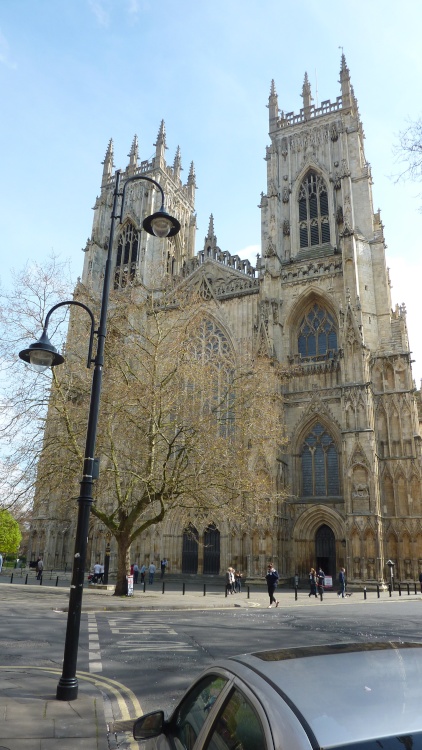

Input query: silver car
[133,641,422,749]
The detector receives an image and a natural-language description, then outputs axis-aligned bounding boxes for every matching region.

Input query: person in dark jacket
[308,567,317,598]
[316,568,325,600]
[266,563,279,608]
[419,571,422,594]
[337,567,346,598]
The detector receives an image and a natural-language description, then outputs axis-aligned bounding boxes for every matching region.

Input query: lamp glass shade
[29,348,56,372]
[151,215,173,238]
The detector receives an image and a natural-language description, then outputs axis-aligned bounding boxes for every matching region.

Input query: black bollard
[143,580,146,593]
[398,583,401,597]
[25,574,28,585]
[203,584,206,597]
[407,583,410,595]
[10,573,13,584]
[182,582,185,595]
[295,585,298,601]
[388,583,392,597]
[364,587,367,600]
[247,586,250,599]
[162,582,165,594]
[225,585,228,598]
[415,582,417,595]
[56,576,59,587]
[40,575,43,585]
[377,584,380,598]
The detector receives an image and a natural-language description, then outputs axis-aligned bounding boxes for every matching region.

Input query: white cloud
[88,0,110,28]
[0,29,16,69]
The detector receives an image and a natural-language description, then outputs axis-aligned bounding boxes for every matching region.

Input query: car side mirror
[133,710,166,740]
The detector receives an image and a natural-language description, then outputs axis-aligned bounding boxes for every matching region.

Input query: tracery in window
[298,303,337,358]
[187,318,235,437]
[301,422,339,497]
[298,171,330,249]
[114,222,139,289]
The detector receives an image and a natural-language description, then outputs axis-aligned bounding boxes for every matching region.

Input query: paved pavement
[0,577,420,749]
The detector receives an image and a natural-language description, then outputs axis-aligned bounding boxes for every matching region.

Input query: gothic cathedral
[29,56,422,585]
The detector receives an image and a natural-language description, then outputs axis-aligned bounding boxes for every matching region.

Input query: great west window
[299,172,330,248]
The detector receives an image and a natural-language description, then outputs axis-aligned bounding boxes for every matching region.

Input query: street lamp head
[143,209,181,238]
[19,329,64,372]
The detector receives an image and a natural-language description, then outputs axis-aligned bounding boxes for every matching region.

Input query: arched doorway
[182,526,198,574]
[203,524,220,574]
[315,524,335,576]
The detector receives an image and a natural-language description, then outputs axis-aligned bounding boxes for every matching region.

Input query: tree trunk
[113,536,131,596]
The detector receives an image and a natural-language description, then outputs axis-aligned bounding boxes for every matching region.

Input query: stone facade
[28,58,422,585]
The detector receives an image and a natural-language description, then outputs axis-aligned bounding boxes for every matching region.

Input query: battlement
[276,96,344,129]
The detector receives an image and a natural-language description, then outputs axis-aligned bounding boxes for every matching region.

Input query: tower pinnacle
[301,72,313,112]
[127,134,138,173]
[101,139,114,186]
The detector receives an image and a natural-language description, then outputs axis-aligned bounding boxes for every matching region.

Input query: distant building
[29,57,422,584]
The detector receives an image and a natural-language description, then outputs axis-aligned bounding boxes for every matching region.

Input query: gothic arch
[286,288,339,358]
[292,411,342,500]
[293,505,344,541]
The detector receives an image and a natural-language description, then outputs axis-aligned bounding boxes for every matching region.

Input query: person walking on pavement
[93,561,102,583]
[160,558,168,579]
[133,563,139,584]
[419,571,422,594]
[36,557,43,580]
[266,562,279,608]
[338,567,346,598]
[316,567,325,600]
[140,563,146,584]
[148,561,156,585]
[308,567,317,598]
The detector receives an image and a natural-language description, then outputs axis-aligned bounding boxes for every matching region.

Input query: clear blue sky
[1,0,421,381]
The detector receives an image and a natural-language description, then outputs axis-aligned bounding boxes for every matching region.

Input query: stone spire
[187,161,196,201]
[173,145,182,181]
[154,120,167,168]
[101,139,114,186]
[204,214,217,252]
[127,134,138,173]
[301,72,313,113]
[268,79,279,132]
[339,53,352,109]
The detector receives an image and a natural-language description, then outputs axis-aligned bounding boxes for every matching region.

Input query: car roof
[228,642,422,748]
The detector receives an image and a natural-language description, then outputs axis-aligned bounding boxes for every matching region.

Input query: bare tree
[0,256,73,517]
[31,281,288,595]
[394,117,422,184]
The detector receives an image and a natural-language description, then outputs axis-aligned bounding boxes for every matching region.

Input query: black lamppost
[19,170,180,701]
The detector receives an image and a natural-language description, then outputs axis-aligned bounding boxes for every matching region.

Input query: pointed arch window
[114,222,139,289]
[186,318,235,438]
[298,172,330,248]
[298,303,337,359]
[301,422,339,497]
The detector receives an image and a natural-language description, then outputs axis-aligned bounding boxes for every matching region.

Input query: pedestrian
[133,563,139,584]
[160,558,168,579]
[419,571,422,594]
[308,567,317,598]
[93,561,102,583]
[148,561,156,585]
[225,567,234,595]
[337,567,346,598]
[140,563,146,584]
[36,557,44,580]
[266,562,279,608]
[234,571,242,593]
[316,567,325,600]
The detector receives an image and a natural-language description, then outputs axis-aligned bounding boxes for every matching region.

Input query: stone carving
[283,219,290,236]
[336,206,343,224]
[282,187,290,203]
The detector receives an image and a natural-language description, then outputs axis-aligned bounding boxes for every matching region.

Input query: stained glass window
[301,422,339,497]
[298,303,337,358]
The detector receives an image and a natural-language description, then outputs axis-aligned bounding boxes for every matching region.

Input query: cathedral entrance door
[203,524,220,574]
[182,526,198,574]
[315,524,336,576]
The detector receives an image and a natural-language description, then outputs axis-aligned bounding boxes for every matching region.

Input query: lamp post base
[56,677,79,702]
